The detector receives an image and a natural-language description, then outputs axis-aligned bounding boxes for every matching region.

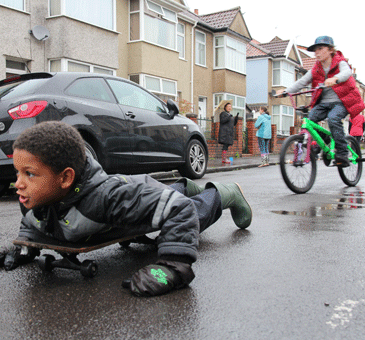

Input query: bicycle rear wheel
[280,134,317,194]
[338,136,363,186]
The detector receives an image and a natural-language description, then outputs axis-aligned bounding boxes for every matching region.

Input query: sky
[185,0,365,83]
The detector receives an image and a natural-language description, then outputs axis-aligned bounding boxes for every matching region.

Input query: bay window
[214,36,246,74]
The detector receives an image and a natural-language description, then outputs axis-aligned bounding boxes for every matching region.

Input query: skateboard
[13,234,155,278]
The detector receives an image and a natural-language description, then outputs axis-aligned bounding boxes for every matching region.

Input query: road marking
[326,299,364,329]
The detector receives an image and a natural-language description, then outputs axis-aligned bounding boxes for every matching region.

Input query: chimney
[194,9,199,15]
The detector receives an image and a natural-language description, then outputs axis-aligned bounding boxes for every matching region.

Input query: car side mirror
[167,99,179,118]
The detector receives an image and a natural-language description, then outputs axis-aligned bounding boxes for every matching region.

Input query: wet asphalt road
[1,162,365,340]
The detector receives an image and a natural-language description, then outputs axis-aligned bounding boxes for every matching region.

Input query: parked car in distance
[0,72,208,196]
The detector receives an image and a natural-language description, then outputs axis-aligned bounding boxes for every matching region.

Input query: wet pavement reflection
[272,188,365,216]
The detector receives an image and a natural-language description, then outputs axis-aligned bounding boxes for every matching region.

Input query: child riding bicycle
[277,36,365,167]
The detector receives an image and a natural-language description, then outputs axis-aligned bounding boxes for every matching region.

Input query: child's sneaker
[335,155,350,167]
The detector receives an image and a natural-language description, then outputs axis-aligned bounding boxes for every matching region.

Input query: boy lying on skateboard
[0,121,252,297]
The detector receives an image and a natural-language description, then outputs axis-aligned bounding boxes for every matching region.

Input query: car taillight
[8,101,48,120]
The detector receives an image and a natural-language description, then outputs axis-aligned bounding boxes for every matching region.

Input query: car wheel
[84,141,98,161]
[178,139,207,179]
[0,181,10,198]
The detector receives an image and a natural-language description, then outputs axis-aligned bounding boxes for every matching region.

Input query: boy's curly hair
[13,121,86,180]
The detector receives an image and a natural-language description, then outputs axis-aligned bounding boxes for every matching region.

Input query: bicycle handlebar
[273,83,325,98]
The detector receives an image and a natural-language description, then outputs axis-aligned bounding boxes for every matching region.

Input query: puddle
[272,202,364,217]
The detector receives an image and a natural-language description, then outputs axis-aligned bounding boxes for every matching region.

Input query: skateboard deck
[13,234,149,253]
[12,234,154,278]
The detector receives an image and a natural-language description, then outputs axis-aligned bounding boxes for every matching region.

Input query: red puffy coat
[311,51,365,118]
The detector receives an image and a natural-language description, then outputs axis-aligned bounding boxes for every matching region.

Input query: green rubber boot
[175,178,204,197]
[206,182,252,229]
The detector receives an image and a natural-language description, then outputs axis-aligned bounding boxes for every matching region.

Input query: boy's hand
[123,260,195,297]
[0,243,39,270]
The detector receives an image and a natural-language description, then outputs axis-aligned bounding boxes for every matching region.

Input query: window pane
[177,23,184,34]
[146,0,163,15]
[144,14,175,49]
[273,69,280,85]
[130,12,140,40]
[66,78,114,102]
[177,35,184,59]
[50,60,61,72]
[273,61,280,69]
[94,67,113,75]
[130,75,140,84]
[196,31,205,43]
[130,0,139,12]
[162,79,176,95]
[163,8,176,22]
[215,47,224,68]
[64,0,114,30]
[237,97,245,107]
[68,61,90,72]
[0,0,24,10]
[6,60,25,70]
[50,0,61,15]
[214,94,223,106]
[107,79,165,112]
[145,76,160,92]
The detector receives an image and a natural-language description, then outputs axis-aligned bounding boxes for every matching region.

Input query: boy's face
[13,149,71,209]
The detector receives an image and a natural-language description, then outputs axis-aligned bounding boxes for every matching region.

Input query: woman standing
[255,106,272,167]
[218,102,238,164]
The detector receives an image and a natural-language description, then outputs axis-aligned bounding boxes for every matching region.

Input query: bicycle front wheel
[338,135,363,186]
[280,134,317,194]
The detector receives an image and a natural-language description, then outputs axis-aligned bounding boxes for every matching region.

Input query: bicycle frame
[300,118,360,165]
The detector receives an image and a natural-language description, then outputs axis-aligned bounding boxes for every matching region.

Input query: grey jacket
[18,154,200,262]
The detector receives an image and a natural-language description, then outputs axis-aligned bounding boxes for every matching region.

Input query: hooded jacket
[311,51,365,118]
[255,113,272,139]
[18,154,200,262]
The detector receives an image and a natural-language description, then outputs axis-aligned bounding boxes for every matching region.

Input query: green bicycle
[277,86,363,194]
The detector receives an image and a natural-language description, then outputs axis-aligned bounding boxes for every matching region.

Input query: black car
[0,72,208,196]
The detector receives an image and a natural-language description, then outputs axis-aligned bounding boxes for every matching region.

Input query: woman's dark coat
[218,111,237,146]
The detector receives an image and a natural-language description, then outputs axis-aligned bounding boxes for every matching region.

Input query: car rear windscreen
[0,78,49,101]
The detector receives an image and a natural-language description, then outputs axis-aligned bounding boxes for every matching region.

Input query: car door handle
[125,112,136,118]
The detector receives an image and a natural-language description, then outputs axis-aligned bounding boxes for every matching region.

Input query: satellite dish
[30,25,50,41]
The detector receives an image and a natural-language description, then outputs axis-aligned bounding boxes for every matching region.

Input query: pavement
[151,143,365,181]
[151,153,281,181]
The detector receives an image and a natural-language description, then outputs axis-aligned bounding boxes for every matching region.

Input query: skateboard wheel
[38,254,55,272]
[80,260,98,278]
[119,241,131,248]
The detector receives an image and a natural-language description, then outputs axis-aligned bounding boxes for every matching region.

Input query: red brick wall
[186,116,279,157]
